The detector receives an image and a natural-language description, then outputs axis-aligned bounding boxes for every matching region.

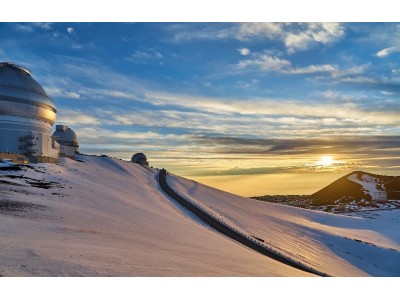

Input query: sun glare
[317,155,334,166]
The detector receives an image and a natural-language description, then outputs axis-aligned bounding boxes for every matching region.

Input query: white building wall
[0,115,58,159]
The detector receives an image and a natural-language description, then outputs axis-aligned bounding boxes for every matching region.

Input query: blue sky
[1,22,399,195]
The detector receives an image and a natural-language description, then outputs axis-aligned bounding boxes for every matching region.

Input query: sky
[1,22,400,196]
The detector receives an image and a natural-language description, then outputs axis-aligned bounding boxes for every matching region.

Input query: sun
[317,155,334,166]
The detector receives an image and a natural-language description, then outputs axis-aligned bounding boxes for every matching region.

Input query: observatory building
[131,152,149,166]
[0,62,78,163]
[52,125,79,158]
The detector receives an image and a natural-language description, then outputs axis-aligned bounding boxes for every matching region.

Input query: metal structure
[0,62,59,162]
[131,152,149,166]
[52,125,79,158]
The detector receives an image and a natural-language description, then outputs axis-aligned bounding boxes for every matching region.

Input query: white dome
[52,125,78,147]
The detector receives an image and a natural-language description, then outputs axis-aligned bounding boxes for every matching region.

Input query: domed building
[0,62,59,163]
[131,152,149,166]
[52,125,79,158]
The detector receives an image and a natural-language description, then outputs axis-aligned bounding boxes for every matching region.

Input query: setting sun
[317,155,334,166]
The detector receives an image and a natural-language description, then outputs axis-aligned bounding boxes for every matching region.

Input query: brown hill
[310,171,400,206]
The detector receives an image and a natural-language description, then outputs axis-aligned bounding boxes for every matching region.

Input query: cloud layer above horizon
[1,22,399,194]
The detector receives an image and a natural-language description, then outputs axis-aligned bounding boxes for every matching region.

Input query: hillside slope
[2,156,399,276]
[311,171,400,204]
[168,173,400,276]
[0,155,310,276]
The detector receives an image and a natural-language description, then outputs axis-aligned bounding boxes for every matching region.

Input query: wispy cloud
[234,52,369,78]
[45,87,81,99]
[286,64,337,75]
[13,22,53,32]
[130,48,163,62]
[56,109,101,126]
[168,23,345,54]
[236,53,290,71]
[376,46,400,57]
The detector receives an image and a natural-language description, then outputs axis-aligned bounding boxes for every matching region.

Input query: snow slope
[168,174,400,276]
[348,173,387,200]
[0,155,310,276]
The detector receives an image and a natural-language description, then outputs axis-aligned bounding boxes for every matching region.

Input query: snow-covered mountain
[1,156,399,276]
[311,171,400,204]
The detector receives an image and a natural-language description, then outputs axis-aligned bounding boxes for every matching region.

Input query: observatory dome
[52,125,79,147]
[0,62,59,161]
[131,153,148,166]
[0,62,56,125]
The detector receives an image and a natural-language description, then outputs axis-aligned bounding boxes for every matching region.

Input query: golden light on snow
[317,155,334,166]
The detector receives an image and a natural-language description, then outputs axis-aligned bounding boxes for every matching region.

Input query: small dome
[131,153,148,165]
[52,125,78,147]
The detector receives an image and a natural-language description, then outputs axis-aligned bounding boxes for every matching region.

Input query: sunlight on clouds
[56,109,101,125]
[144,91,400,129]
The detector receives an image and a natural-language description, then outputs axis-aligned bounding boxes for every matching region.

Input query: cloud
[131,49,163,62]
[237,48,250,56]
[376,46,400,57]
[235,52,368,78]
[199,135,400,157]
[168,23,345,54]
[284,23,345,54]
[236,23,283,40]
[236,54,291,71]
[67,27,74,34]
[14,23,53,32]
[144,91,400,131]
[45,87,81,99]
[286,64,337,75]
[65,92,80,99]
[381,90,393,96]
[56,109,101,126]
[288,63,370,78]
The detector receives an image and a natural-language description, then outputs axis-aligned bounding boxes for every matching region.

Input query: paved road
[158,169,328,277]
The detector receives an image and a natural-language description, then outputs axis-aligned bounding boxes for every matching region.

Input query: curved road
[158,169,328,277]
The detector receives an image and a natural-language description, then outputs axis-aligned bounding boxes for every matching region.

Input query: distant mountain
[311,171,400,206]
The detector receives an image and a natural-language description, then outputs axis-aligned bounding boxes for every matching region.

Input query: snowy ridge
[347,173,387,201]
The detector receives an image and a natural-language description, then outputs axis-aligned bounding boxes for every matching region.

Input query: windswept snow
[168,174,400,276]
[0,155,310,276]
[348,173,387,201]
[2,155,399,276]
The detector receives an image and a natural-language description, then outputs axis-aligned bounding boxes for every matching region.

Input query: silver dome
[52,125,78,147]
[0,62,56,125]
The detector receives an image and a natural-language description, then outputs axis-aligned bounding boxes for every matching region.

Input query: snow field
[0,155,311,276]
